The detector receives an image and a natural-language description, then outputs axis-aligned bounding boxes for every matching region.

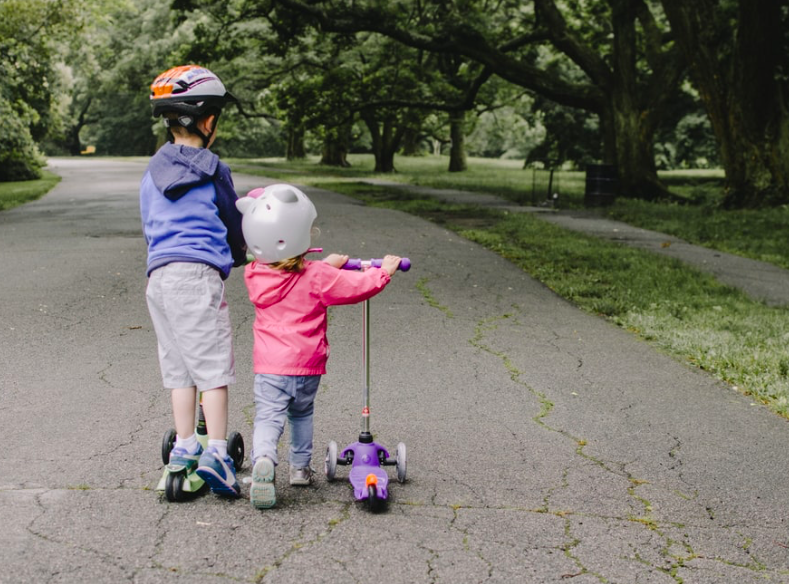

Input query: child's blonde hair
[269,254,306,273]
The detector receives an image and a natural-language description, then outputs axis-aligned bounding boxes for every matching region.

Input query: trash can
[584,164,618,207]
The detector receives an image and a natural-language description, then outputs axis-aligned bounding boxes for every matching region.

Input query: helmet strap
[161,111,220,148]
[192,111,221,148]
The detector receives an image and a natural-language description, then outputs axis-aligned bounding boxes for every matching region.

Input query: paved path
[2,159,789,583]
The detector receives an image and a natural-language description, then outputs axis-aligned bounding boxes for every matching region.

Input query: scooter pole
[360,297,372,441]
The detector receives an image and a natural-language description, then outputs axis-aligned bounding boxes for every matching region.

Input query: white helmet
[236,184,317,263]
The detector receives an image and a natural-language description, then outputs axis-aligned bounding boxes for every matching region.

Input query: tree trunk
[361,110,404,173]
[286,125,306,160]
[319,123,350,167]
[448,111,467,172]
[661,0,789,207]
[66,125,82,156]
[400,110,424,156]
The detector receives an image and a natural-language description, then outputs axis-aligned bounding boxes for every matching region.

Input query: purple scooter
[324,257,410,511]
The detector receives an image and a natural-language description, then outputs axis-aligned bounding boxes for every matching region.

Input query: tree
[271,0,685,200]
[0,0,84,179]
[661,0,789,207]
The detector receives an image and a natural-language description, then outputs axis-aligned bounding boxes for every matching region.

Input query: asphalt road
[2,158,788,583]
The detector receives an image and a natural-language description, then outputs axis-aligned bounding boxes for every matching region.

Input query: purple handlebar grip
[343,258,363,270]
[342,258,411,271]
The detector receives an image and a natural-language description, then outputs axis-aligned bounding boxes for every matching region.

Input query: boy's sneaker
[289,465,313,486]
[196,447,240,498]
[250,457,276,509]
[167,444,203,474]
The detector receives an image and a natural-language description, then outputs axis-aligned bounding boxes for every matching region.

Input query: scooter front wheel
[164,471,186,502]
[161,429,176,466]
[325,441,338,481]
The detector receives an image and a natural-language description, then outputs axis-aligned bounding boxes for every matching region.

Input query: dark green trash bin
[585,164,618,207]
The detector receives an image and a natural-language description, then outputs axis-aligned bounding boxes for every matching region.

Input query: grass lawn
[0,170,61,211]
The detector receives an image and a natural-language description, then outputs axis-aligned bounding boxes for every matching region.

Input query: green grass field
[0,170,61,211]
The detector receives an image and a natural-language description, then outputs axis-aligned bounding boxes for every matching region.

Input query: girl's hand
[324,253,349,268]
[381,255,402,276]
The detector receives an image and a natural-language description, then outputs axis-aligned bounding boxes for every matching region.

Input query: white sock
[176,433,200,454]
[208,439,228,459]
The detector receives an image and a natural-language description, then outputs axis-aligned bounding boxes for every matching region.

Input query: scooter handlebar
[343,258,411,272]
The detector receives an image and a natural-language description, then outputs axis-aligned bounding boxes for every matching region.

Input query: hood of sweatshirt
[147,142,219,201]
[246,262,304,308]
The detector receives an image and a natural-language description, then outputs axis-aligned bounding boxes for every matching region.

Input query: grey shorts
[146,262,236,391]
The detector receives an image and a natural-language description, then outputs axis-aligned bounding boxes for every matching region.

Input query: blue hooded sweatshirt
[140,143,245,279]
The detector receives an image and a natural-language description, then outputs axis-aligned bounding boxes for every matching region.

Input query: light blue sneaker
[250,457,276,509]
[167,444,203,474]
[196,447,241,498]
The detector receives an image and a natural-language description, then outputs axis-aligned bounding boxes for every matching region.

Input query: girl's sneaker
[196,447,241,498]
[250,457,276,509]
[289,466,313,486]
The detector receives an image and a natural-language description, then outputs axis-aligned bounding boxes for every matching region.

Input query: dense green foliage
[1,0,787,207]
[0,101,46,181]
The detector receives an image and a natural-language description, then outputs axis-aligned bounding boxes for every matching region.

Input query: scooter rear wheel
[396,442,407,483]
[366,484,383,512]
[164,471,186,502]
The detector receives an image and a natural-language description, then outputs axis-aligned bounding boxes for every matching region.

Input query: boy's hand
[381,255,402,276]
[324,253,349,268]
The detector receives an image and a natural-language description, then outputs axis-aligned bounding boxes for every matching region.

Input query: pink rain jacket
[244,260,391,375]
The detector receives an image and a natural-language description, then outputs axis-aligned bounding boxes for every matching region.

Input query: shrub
[0,99,45,182]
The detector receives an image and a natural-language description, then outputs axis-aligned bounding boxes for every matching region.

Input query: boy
[141,65,246,498]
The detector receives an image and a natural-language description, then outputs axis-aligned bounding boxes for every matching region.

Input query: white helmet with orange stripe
[149,65,237,145]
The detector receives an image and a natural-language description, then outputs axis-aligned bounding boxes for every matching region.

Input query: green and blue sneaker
[166,444,202,474]
[196,447,241,498]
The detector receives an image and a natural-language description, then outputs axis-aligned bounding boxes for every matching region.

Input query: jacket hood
[147,142,219,201]
[246,262,303,307]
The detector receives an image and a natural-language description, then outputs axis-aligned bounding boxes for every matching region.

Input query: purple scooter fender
[342,441,390,501]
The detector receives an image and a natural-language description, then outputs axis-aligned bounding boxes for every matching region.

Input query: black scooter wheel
[228,431,245,470]
[366,485,385,512]
[161,429,177,466]
[164,471,186,502]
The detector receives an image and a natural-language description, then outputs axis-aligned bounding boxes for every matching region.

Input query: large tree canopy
[271,0,685,200]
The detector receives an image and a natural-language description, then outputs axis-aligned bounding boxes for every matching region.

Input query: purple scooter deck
[342,441,390,501]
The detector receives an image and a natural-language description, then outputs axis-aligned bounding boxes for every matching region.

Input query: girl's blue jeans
[252,374,321,468]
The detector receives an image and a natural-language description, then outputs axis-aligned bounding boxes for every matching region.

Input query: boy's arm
[214,164,247,267]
